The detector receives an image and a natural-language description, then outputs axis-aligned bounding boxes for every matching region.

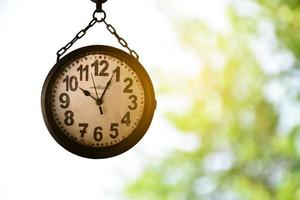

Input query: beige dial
[51,53,145,147]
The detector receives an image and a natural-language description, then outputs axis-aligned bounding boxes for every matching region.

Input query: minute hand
[99,73,115,102]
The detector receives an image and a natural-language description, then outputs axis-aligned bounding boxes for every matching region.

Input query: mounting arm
[91,0,108,12]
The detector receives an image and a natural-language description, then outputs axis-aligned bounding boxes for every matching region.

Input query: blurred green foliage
[126,1,300,199]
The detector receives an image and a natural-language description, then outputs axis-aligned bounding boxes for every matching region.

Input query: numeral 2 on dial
[123,78,133,93]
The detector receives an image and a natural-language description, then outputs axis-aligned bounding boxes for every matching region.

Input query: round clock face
[42,45,156,158]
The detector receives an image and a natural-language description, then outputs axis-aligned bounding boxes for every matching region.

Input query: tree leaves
[126,1,300,199]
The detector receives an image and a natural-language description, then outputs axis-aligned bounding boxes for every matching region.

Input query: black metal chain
[56,17,98,62]
[103,20,139,60]
[56,9,139,62]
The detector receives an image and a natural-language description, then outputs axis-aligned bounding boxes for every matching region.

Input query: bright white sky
[0,0,207,199]
[0,0,294,199]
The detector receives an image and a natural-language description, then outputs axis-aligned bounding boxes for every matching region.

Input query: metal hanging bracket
[91,0,107,12]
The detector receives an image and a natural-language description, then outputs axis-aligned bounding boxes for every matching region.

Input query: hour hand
[79,87,97,101]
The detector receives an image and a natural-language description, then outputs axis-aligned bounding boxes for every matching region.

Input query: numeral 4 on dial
[121,112,131,126]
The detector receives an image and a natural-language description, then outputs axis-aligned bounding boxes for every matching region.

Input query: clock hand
[91,73,100,100]
[79,87,98,101]
[99,72,115,103]
[99,105,103,115]
[91,73,103,115]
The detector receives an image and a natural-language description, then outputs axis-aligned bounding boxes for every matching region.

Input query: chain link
[56,18,98,62]
[103,20,139,60]
[56,10,139,62]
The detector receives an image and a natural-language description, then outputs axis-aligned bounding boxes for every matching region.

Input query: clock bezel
[41,45,156,159]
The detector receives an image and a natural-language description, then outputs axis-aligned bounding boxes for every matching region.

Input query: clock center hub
[96,99,103,105]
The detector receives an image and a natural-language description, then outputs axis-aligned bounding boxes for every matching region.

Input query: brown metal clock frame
[41,45,156,158]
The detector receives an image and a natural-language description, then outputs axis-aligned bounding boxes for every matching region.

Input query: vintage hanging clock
[41,0,156,159]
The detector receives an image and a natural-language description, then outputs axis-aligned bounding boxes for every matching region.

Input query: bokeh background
[1,0,300,199]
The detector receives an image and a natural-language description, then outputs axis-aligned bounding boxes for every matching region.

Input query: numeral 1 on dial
[113,67,120,82]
